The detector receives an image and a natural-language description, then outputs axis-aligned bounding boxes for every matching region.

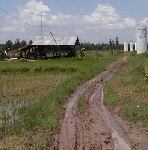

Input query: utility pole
[29,11,50,37]
[40,11,50,37]
[41,12,43,37]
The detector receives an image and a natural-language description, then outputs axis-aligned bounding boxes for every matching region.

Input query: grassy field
[0,73,70,102]
[0,51,119,137]
[105,52,148,127]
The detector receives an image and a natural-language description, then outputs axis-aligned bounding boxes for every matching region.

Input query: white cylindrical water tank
[135,42,137,51]
[124,42,128,52]
[136,25,147,54]
[130,42,133,51]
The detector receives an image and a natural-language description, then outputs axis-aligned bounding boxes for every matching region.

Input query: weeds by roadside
[105,53,148,127]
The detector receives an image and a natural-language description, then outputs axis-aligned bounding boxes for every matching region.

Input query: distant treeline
[0,39,33,52]
[0,37,124,52]
[81,37,123,51]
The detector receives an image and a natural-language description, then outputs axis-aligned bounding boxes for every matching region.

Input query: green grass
[0,51,119,135]
[0,73,70,102]
[77,96,88,115]
[105,52,148,127]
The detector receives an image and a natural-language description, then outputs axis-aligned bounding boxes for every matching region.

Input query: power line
[0,8,33,27]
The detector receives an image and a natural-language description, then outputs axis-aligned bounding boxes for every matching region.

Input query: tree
[109,38,113,50]
[75,36,80,45]
[109,38,112,49]
[29,40,33,45]
[5,40,13,51]
[20,40,27,47]
[115,37,119,50]
[0,45,3,52]
[13,38,21,50]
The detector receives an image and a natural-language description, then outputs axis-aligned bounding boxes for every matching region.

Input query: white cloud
[19,0,51,26]
[83,4,136,30]
[1,1,146,43]
[16,0,82,27]
[3,26,25,33]
[140,18,148,26]
[84,4,119,23]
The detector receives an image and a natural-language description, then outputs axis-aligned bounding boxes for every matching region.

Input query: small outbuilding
[19,35,80,59]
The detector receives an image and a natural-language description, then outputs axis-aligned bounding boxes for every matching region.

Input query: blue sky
[0,0,148,44]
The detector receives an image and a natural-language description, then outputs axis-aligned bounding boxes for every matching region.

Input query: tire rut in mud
[55,60,148,150]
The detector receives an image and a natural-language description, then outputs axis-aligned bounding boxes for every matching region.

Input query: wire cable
[0,8,34,27]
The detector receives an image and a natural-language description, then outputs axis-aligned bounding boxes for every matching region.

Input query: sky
[0,0,148,44]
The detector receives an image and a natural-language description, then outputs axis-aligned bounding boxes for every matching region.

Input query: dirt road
[54,59,148,150]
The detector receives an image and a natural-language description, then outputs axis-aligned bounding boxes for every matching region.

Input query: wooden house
[19,35,80,59]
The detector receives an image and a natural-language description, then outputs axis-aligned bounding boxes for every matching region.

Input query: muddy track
[55,59,148,150]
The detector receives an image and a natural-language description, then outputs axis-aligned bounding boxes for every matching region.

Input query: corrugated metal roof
[32,36,77,46]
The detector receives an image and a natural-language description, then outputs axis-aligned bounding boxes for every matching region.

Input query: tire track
[57,59,144,150]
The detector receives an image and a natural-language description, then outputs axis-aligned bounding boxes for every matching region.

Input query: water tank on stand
[135,42,137,51]
[136,25,147,54]
[124,42,128,52]
[130,42,133,51]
